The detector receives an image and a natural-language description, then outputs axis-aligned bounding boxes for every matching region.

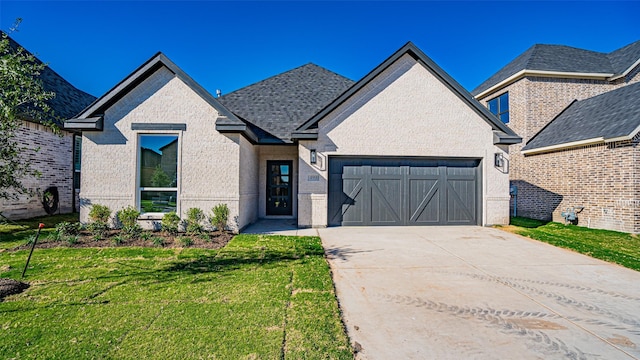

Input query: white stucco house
[66,42,521,231]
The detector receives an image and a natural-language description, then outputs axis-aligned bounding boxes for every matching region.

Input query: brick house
[0,34,96,219]
[68,42,520,231]
[473,40,640,232]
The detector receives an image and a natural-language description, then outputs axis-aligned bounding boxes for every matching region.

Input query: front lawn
[0,233,352,359]
[501,217,640,271]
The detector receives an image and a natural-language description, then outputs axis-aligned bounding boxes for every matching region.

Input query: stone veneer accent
[0,120,75,219]
[477,66,640,232]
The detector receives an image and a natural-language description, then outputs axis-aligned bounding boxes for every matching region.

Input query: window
[488,92,509,124]
[73,135,82,190]
[139,134,178,214]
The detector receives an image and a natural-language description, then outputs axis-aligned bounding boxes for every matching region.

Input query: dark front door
[267,160,293,216]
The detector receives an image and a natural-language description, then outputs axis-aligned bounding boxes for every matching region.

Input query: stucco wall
[258,145,298,219]
[0,121,75,219]
[80,67,243,231]
[298,54,511,227]
[238,136,259,229]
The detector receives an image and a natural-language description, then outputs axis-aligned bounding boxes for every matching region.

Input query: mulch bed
[12,230,233,251]
[0,278,30,301]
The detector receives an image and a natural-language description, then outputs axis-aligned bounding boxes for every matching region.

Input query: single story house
[67,42,520,231]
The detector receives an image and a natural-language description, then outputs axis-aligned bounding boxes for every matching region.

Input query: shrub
[88,204,111,223]
[117,206,140,229]
[177,236,193,247]
[112,235,125,245]
[211,203,229,232]
[50,221,82,242]
[117,206,142,239]
[185,208,204,234]
[66,236,79,245]
[87,221,109,241]
[161,212,180,234]
[140,232,152,241]
[151,237,164,247]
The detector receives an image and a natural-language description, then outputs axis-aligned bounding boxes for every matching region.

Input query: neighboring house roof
[522,81,640,154]
[472,40,640,98]
[4,33,96,126]
[294,41,521,145]
[218,63,355,143]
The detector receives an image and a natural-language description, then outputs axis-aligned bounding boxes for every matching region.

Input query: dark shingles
[522,82,640,151]
[218,63,354,142]
[4,33,96,126]
[472,41,640,96]
[608,40,640,75]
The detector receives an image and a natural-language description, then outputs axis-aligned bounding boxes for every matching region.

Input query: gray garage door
[328,157,481,226]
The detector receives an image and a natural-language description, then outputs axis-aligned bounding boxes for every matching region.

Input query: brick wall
[477,65,640,232]
[0,120,75,219]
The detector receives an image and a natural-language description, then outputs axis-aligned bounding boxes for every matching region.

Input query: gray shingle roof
[5,33,96,126]
[522,81,640,151]
[472,40,640,96]
[218,63,354,142]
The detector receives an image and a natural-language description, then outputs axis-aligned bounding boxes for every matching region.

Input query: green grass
[0,234,352,359]
[1,213,80,250]
[502,217,640,271]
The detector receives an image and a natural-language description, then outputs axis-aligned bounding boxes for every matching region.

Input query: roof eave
[64,116,104,131]
[291,129,319,140]
[493,131,522,145]
[521,137,604,156]
[609,58,640,81]
[475,70,614,100]
[215,121,259,143]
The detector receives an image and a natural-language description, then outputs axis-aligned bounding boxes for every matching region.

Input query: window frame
[73,135,82,190]
[136,132,180,217]
[487,92,510,124]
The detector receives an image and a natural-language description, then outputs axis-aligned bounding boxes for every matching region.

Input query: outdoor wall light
[310,149,317,164]
[494,152,504,167]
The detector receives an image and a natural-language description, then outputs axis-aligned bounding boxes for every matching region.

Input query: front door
[267,160,293,216]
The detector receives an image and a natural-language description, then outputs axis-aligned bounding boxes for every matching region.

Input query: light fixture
[494,153,504,167]
[310,149,317,164]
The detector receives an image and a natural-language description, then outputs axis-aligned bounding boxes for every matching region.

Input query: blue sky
[1,1,639,98]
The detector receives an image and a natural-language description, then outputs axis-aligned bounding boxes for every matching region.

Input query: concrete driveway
[318,226,640,359]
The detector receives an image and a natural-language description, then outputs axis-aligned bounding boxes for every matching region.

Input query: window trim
[487,92,509,124]
[136,132,181,217]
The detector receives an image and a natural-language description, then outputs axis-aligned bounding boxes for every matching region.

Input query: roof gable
[3,32,96,126]
[522,81,640,153]
[294,42,520,145]
[218,63,354,143]
[66,52,242,132]
[473,40,640,98]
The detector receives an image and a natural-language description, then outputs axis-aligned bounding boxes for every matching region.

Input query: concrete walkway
[319,226,640,360]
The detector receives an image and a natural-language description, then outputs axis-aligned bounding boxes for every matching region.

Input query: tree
[0,20,57,200]
[150,165,171,187]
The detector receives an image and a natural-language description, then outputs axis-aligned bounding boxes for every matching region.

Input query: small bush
[140,232,152,241]
[185,208,204,234]
[178,236,193,247]
[66,236,79,245]
[151,237,164,247]
[87,221,109,241]
[211,203,229,232]
[117,206,140,229]
[161,212,180,234]
[57,222,82,236]
[89,204,111,223]
[112,235,125,245]
[50,222,82,242]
